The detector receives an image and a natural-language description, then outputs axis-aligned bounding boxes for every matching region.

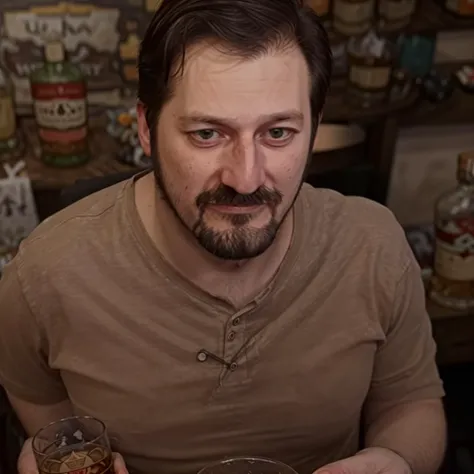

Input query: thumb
[17,438,39,474]
[314,453,378,474]
[113,452,129,474]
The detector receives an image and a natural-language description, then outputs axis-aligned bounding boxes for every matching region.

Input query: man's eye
[267,128,292,140]
[192,129,219,141]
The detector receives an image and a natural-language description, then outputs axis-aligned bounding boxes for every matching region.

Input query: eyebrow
[178,110,304,128]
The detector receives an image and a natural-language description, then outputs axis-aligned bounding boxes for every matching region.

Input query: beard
[150,146,296,261]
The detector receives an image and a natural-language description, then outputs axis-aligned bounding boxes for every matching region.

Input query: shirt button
[196,351,208,362]
[232,317,241,326]
[227,331,236,341]
[229,362,238,371]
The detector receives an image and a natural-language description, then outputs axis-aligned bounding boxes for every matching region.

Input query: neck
[135,173,295,307]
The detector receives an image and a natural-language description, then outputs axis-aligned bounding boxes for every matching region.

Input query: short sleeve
[365,252,445,417]
[0,257,68,404]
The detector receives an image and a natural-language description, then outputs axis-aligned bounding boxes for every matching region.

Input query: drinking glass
[198,456,299,474]
[32,416,113,474]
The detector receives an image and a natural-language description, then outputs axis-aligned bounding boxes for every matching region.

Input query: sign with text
[0,0,154,112]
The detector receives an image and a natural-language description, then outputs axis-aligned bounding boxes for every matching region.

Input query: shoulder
[298,183,415,286]
[31,179,128,238]
[300,183,407,245]
[21,179,127,248]
[297,184,420,331]
[13,179,130,298]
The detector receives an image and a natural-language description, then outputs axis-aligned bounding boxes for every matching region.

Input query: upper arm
[0,257,68,410]
[365,251,445,420]
[6,392,73,436]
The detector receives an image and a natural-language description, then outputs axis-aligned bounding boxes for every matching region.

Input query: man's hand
[313,447,412,474]
[17,438,129,474]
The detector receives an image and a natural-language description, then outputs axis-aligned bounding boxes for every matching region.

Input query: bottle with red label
[31,40,89,167]
[429,151,474,310]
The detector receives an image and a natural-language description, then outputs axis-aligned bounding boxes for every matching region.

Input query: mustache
[196,185,283,208]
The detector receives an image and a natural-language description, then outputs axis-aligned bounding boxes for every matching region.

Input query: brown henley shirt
[0,176,444,474]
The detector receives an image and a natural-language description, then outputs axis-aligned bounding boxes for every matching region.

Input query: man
[0,1,446,474]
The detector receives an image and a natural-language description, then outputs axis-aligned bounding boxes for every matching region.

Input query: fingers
[17,438,39,474]
[313,447,409,474]
[113,452,129,474]
[312,453,376,474]
[313,465,353,474]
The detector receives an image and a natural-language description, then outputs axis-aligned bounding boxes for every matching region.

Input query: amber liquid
[39,444,113,474]
[429,273,474,310]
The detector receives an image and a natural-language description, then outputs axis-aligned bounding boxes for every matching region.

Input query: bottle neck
[44,42,65,63]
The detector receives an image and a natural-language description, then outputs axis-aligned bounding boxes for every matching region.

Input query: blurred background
[0,0,473,473]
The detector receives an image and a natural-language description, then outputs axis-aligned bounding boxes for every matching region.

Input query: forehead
[168,42,311,120]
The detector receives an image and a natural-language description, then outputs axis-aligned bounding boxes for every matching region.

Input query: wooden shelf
[2,119,135,191]
[401,88,474,127]
[323,78,419,123]
[400,63,474,127]
[427,300,474,321]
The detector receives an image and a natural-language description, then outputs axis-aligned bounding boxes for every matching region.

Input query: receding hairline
[166,37,307,95]
[173,34,297,71]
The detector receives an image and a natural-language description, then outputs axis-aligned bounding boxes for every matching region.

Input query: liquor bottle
[346,30,395,108]
[119,32,140,83]
[429,151,474,310]
[31,40,89,167]
[0,64,20,159]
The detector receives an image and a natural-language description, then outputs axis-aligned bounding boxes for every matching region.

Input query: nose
[220,140,265,194]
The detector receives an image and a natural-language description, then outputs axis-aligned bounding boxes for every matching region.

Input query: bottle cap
[45,41,65,63]
[457,151,474,182]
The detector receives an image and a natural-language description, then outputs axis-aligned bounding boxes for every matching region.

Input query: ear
[136,101,151,156]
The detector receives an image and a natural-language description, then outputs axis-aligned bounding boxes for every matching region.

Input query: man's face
[138,42,312,260]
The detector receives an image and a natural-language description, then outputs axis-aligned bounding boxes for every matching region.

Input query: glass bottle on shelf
[0,63,20,159]
[333,0,375,37]
[346,30,395,108]
[30,39,89,167]
[377,0,418,32]
[429,151,474,310]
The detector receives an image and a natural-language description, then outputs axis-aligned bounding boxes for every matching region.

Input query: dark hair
[138,0,332,129]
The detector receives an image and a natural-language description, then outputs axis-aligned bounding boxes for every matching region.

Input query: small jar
[378,0,417,31]
[346,31,394,108]
[333,0,375,37]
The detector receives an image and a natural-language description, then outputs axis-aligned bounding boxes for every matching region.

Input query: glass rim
[197,456,298,474]
[32,415,107,457]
